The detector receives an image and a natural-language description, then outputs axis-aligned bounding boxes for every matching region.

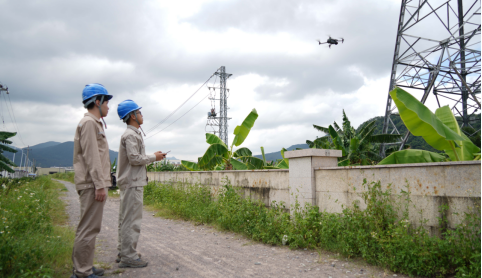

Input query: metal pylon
[380,0,481,157]
[207,66,232,145]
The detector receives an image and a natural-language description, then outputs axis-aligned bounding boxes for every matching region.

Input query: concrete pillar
[285,149,342,210]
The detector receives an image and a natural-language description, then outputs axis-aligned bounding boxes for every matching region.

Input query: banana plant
[378,87,480,165]
[311,110,401,166]
[182,109,265,170]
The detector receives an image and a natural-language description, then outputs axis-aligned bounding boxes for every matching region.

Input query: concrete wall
[315,161,481,233]
[148,158,481,233]
[147,170,290,207]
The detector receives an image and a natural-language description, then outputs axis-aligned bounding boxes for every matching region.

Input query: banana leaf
[390,87,466,151]
[260,146,267,166]
[200,156,224,170]
[313,124,330,134]
[378,149,446,165]
[276,159,289,169]
[238,156,264,169]
[263,166,280,169]
[206,133,227,148]
[198,143,229,166]
[306,140,315,148]
[181,160,200,171]
[435,106,481,161]
[232,109,258,147]
[328,125,346,155]
[233,147,252,158]
[280,147,289,167]
[230,158,248,170]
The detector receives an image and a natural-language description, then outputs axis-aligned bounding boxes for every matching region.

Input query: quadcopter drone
[317,36,344,48]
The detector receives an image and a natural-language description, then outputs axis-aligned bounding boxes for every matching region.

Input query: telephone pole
[25,146,31,174]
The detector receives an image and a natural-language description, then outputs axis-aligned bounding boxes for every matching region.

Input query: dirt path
[57,179,408,278]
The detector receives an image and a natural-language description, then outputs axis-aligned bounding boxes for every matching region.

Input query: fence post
[285,149,342,212]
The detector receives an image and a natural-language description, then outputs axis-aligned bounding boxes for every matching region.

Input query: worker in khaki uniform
[116,100,166,268]
[71,84,113,278]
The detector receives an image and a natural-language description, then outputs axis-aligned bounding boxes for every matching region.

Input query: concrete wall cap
[285,149,342,158]
[315,160,481,170]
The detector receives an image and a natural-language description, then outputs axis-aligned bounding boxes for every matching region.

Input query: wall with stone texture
[147,170,290,207]
[147,160,480,233]
[314,161,481,233]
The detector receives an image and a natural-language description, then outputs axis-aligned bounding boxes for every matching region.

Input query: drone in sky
[317,36,344,48]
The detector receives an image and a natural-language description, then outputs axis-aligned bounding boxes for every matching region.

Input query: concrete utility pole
[25,146,30,174]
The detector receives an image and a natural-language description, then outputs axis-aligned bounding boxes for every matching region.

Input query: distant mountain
[253,144,309,161]
[29,141,61,150]
[4,141,118,167]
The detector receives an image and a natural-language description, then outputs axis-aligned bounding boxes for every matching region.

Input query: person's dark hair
[83,95,104,110]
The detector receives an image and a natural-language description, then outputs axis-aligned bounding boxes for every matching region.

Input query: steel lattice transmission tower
[206,66,232,145]
[380,0,481,157]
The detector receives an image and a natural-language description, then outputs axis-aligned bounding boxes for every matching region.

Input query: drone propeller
[340,38,344,43]
[316,39,327,45]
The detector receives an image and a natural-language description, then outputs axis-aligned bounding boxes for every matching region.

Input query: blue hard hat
[82,83,113,107]
[117,100,142,120]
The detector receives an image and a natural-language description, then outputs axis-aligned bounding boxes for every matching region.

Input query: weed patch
[144,178,480,277]
[50,172,75,184]
[0,176,75,277]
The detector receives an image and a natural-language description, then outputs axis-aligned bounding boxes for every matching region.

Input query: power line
[146,92,211,140]
[6,93,27,147]
[145,69,219,134]
[1,92,20,147]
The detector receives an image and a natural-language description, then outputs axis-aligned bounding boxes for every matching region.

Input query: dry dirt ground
[56,179,411,278]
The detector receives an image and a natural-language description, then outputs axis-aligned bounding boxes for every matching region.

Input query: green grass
[51,172,120,199]
[50,172,75,184]
[144,178,481,278]
[0,176,75,278]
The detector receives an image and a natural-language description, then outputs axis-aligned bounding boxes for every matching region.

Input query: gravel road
[56,179,408,278]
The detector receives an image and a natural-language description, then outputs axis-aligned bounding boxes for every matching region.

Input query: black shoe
[92,266,104,276]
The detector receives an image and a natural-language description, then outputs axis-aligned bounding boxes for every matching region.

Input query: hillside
[254,144,309,161]
[4,141,118,167]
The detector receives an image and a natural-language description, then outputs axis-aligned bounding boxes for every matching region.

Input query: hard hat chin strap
[97,95,107,129]
[134,111,146,137]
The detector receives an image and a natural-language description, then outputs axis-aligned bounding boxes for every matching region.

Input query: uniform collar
[127,125,141,134]
[85,112,102,123]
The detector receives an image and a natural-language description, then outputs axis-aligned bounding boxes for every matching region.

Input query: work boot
[119,258,148,268]
[116,252,141,263]
[70,273,100,278]
[92,266,104,276]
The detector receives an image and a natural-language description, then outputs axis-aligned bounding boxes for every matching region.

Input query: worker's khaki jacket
[73,113,112,191]
[117,125,156,189]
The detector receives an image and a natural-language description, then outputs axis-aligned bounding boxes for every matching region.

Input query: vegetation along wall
[147,160,480,233]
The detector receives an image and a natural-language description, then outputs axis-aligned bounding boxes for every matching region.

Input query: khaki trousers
[72,188,106,277]
[117,186,143,261]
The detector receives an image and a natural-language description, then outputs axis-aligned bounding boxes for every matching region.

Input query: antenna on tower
[379,0,481,157]
[206,66,232,145]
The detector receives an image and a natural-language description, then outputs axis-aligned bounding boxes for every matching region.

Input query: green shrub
[144,178,481,277]
[0,176,75,277]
